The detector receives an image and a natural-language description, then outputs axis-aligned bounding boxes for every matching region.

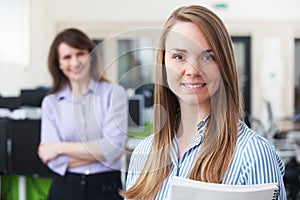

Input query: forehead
[57,42,82,55]
[165,21,211,51]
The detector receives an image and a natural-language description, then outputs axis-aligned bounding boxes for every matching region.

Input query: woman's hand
[38,142,61,164]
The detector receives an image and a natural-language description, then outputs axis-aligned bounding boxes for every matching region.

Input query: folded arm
[38,141,105,167]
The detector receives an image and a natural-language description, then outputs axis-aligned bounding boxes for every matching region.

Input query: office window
[0,0,30,66]
[232,37,251,124]
[295,39,300,111]
[92,39,104,65]
[117,38,155,89]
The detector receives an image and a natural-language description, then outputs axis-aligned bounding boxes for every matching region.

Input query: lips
[182,83,207,89]
[70,69,82,74]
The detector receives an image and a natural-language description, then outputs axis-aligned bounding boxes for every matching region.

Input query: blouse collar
[55,79,101,101]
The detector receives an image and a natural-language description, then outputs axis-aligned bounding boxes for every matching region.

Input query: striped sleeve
[231,133,286,199]
[241,136,282,184]
[125,135,154,190]
[223,122,286,200]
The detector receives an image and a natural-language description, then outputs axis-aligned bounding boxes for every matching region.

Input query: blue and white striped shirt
[126,120,287,200]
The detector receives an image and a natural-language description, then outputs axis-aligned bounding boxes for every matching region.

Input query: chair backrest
[265,100,278,139]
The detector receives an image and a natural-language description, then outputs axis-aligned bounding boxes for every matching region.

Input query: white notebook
[168,176,279,200]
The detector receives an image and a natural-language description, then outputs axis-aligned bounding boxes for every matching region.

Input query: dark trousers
[48,171,123,200]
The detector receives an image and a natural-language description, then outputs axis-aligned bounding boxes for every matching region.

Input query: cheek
[60,68,70,78]
[166,66,180,86]
[210,70,221,83]
[58,61,67,71]
[82,62,92,73]
[165,59,182,78]
[208,72,222,95]
[81,56,90,65]
[204,65,221,81]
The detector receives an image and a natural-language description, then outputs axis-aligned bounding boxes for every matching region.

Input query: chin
[181,97,201,105]
[186,97,211,106]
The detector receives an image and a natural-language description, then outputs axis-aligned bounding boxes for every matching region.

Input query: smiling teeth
[185,83,206,88]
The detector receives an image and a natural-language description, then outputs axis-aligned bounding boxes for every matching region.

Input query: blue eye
[201,54,215,61]
[174,54,183,60]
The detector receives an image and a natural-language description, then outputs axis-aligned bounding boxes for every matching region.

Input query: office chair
[247,100,278,138]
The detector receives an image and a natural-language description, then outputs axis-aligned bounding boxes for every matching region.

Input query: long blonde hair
[121,5,243,199]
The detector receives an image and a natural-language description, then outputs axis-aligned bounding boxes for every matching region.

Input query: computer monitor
[0,97,21,110]
[135,83,154,108]
[8,119,53,177]
[20,89,48,107]
[128,95,145,132]
[0,118,9,174]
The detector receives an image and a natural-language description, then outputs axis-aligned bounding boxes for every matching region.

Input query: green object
[1,175,52,200]
[26,176,52,200]
[213,3,228,9]
[1,175,19,200]
[128,122,153,138]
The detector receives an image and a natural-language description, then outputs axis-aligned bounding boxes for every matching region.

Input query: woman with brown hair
[122,5,286,200]
[38,28,127,200]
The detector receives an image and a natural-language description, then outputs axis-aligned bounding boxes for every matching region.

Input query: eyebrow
[168,48,187,53]
[168,48,214,54]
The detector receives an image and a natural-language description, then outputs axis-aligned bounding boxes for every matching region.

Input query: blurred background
[1,0,300,199]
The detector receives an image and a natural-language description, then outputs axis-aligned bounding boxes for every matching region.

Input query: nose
[70,56,81,68]
[184,59,202,76]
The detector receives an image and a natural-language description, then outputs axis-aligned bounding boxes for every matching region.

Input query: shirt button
[199,121,205,127]
[80,179,86,186]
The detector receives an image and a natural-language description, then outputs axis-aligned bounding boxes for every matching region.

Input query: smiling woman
[38,28,128,200]
[57,43,91,95]
[121,5,287,200]
[165,21,221,107]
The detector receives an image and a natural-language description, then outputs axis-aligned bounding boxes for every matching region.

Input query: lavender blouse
[40,79,128,176]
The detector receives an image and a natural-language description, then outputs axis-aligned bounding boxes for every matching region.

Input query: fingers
[37,143,49,164]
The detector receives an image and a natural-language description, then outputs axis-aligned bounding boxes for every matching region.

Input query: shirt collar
[197,114,211,135]
[55,85,71,101]
[87,79,101,95]
[55,79,101,101]
[170,114,211,165]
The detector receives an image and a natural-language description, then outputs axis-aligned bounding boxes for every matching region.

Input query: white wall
[1,0,300,121]
[0,0,49,96]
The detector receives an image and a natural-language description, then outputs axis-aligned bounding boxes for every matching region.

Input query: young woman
[122,5,286,200]
[38,28,128,200]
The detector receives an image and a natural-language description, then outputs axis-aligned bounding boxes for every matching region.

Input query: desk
[270,138,296,164]
[278,119,300,135]
[276,119,300,164]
